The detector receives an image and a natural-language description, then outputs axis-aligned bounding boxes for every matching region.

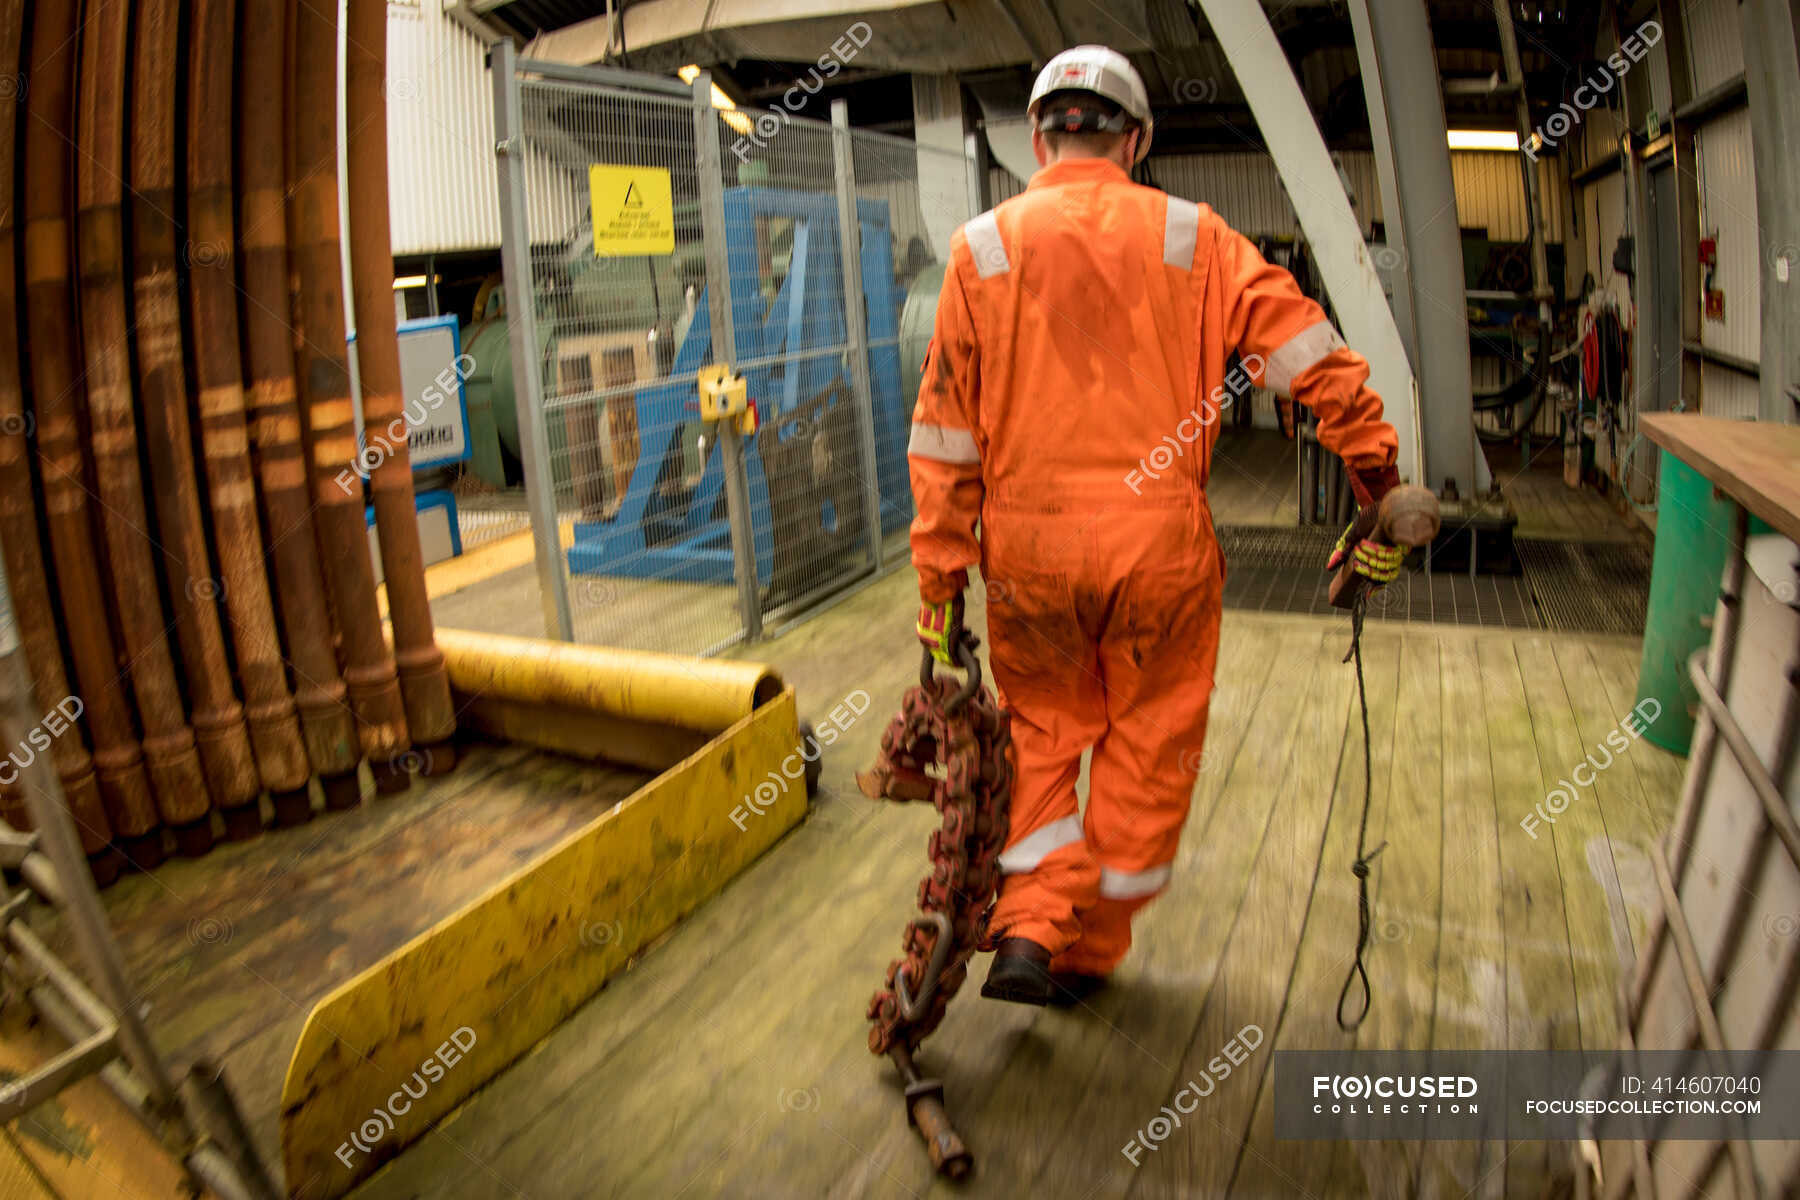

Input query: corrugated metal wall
[1695,105,1761,418]
[989,165,1024,203]
[1563,0,1761,425]
[1577,170,1633,309]
[1645,33,1674,121]
[1685,0,1745,92]
[386,0,644,255]
[387,0,500,254]
[1139,150,1567,245]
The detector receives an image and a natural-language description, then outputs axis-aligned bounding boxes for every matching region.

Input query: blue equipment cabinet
[566,187,911,590]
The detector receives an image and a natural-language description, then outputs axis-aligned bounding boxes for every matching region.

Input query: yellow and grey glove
[916,594,965,665]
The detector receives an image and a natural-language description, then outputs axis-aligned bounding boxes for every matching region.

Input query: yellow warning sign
[588,164,675,256]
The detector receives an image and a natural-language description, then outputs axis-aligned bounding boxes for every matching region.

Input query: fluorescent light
[393,274,437,289]
[678,64,754,136]
[1447,129,1520,151]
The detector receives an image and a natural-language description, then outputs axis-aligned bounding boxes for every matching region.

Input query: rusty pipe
[187,0,312,831]
[287,0,412,793]
[237,0,360,819]
[0,0,115,880]
[887,1045,972,1180]
[130,0,260,840]
[74,0,216,857]
[23,0,164,865]
[344,0,456,774]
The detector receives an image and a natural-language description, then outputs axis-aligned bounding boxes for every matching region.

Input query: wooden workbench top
[1641,413,1800,545]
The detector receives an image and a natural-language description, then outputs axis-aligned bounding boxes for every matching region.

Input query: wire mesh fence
[496,56,976,652]
[719,112,877,625]
[509,76,743,653]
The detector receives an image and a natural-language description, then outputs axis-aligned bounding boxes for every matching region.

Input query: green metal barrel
[1635,449,1768,753]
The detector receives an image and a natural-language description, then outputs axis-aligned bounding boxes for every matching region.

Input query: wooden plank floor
[355,567,1681,1200]
[26,745,650,1176]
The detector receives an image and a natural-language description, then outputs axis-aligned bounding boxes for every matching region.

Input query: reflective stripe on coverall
[909,157,1399,975]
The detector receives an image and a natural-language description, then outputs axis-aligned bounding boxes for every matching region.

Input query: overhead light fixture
[392,274,438,290]
[679,64,754,136]
[1446,129,1520,152]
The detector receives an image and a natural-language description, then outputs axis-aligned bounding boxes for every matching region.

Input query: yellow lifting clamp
[697,363,757,434]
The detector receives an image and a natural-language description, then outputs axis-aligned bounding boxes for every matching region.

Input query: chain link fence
[494,50,974,654]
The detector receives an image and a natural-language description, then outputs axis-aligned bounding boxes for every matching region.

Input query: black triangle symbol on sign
[621,181,645,209]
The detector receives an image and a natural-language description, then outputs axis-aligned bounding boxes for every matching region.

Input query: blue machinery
[566,187,914,588]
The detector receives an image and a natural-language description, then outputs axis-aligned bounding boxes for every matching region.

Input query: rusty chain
[859,639,1012,1056]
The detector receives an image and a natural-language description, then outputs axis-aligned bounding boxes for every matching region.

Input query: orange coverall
[909,156,1399,976]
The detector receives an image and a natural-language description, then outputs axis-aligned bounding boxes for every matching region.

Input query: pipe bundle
[0,0,455,884]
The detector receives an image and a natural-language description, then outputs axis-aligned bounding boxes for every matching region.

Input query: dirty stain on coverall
[909,156,1399,975]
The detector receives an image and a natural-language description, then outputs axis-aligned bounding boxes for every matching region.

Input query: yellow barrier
[278,630,804,1198]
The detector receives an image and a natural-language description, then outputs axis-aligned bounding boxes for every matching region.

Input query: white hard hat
[1028,45,1153,163]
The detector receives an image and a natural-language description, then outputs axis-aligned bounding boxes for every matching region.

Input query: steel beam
[1344,0,1482,494]
[1194,0,1424,489]
[1345,1,1417,370]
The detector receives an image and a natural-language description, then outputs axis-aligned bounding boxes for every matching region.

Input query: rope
[1336,594,1387,1032]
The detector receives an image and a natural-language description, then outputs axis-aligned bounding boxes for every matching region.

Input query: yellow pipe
[432,627,782,736]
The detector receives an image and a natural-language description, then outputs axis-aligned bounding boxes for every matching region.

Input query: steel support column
[1346,1,1417,370]
[1344,0,1484,494]
[491,40,574,640]
[1740,0,1800,422]
[694,71,763,641]
[1195,0,1424,488]
[830,100,884,571]
[964,131,990,217]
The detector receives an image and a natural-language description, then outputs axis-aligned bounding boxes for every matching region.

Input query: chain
[859,657,1012,1056]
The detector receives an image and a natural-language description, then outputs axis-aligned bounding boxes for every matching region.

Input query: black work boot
[1047,970,1110,1008]
[981,937,1055,1006]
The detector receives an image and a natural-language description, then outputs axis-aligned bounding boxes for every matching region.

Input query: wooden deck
[354,567,1683,1200]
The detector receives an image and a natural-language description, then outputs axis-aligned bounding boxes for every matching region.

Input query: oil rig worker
[908,45,1405,1007]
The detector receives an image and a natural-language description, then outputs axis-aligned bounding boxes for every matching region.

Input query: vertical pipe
[26,0,164,863]
[131,0,262,829]
[287,0,412,792]
[344,0,456,771]
[489,41,573,642]
[830,100,884,571]
[188,0,312,833]
[1490,0,1552,326]
[75,0,216,857]
[693,71,762,641]
[0,0,115,880]
[237,0,361,819]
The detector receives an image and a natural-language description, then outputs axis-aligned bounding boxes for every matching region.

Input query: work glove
[1327,506,1406,587]
[916,594,965,665]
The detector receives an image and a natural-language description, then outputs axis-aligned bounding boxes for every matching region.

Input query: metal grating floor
[1513,538,1652,636]
[1214,525,1651,634]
